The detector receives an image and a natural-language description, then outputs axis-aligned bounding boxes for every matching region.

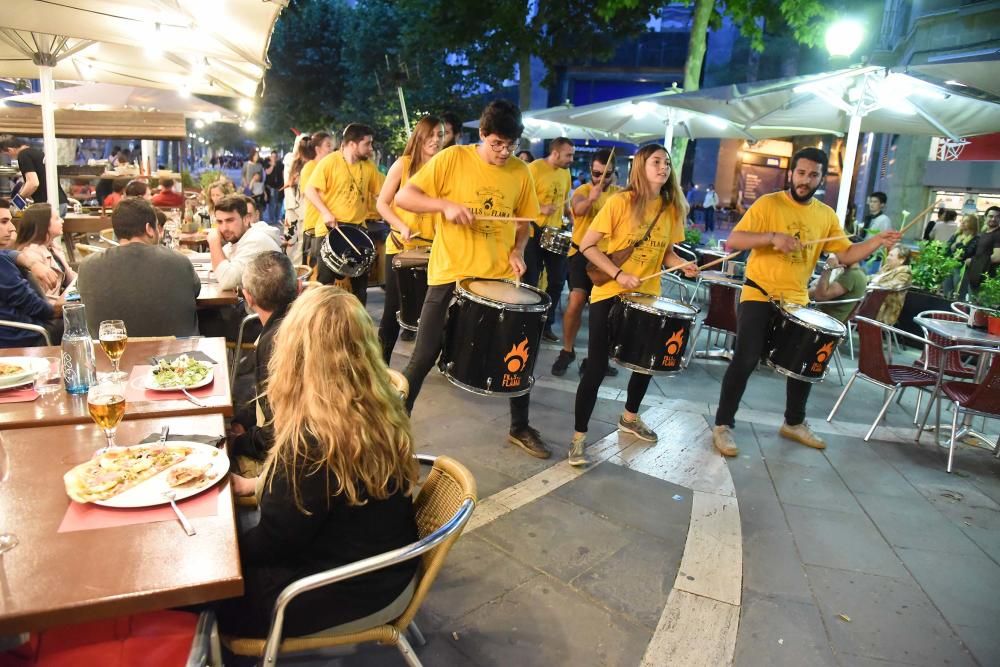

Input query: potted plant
[974,274,1000,335]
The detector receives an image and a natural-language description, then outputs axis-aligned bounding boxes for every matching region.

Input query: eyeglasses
[484,139,520,154]
[591,170,615,178]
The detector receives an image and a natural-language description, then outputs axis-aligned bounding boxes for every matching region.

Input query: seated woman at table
[102,177,129,209]
[15,203,75,301]
[221,286,420,637]
[868,244,912,325]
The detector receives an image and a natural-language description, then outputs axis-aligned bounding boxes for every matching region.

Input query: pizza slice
[63,444,193,503]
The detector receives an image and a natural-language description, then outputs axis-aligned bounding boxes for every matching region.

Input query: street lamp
[824,18,864,58]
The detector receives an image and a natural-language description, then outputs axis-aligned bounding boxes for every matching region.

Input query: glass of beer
[99,320,128,381]
[88,381,126,452]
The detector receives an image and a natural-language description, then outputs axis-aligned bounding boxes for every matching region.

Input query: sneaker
[618,414,658,442]
[568,433,590,467]
[508,426,552,459]
[552,349,575,376]
[779,421,826,450]
[400,329,415,341]
[542,328,560,343]
[712,425,739,457]
[579,358,619,377]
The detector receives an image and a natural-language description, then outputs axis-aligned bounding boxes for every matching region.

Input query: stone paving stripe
[673,491,743,606]
[641,589,739,667]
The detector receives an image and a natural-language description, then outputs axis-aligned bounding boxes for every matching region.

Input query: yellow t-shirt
[368,169,385,220]
[406,145,540,286]
[386,155,437,257]
[589,192,686,304]
[300,160,319,235]
[736,191,852,305]
[527,159,571,230]
[569,182,621,256]
[306,151,382,237]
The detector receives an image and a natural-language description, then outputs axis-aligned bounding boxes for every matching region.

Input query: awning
[5,83,240,122]
[0,106,186,140]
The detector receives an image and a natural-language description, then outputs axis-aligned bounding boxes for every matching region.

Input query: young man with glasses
[395,100,553,459]
[552,149,621,377]
[525,137,574,342]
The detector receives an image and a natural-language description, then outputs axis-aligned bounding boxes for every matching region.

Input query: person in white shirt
[866,191,891,234]
[702,184,719,232]
[209,195,282,291]
[929,209,959,244]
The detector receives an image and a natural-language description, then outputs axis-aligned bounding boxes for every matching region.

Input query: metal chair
[916,347,1000,473]
[844,287,895,359]
[230,313,261,387]
[827,316,941,441]
[0,319,52,346]
[220,454,477,666]
[661,272,692,304]
[694,275,740,360]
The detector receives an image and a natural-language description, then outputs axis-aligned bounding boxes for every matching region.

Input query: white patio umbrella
[0,0,284,204]
[5,83,240,122]
[462,114,639,144]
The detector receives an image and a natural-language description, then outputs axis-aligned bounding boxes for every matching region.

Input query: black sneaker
[551,349,575,376]
[400,329,415,341]
[579,358,619,377]
[542,328,560,343]
[508,426,552,459]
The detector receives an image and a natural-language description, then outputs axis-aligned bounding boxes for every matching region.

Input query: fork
[162,490,196,536]
[180,387,206,407]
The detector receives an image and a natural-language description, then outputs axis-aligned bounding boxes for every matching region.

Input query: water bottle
[61,303,96,394]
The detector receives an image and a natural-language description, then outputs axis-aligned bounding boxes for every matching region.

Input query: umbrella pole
[663,109,675,154]
[835,112,862,225]
[38,65,60,208]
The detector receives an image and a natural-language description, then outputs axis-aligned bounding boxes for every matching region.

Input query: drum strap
[743,277,770,299]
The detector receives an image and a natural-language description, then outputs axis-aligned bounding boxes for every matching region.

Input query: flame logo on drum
[664,330,685,356]
[815,341,835,363]
[504,338,530,373]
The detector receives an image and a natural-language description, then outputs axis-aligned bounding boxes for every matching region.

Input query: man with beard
[711,148,900,457]
[209,195,282,291]
[967,206,1000,291]
[304,123,382,304]
[525,137,574,341]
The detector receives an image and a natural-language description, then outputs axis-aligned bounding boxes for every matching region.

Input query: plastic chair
[916,346,1000,473]
[0,319,52,346]
[827,316,941,441]
[220,454,477,666]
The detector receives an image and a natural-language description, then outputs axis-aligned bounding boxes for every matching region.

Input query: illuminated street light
[238,98,254,114]
[825,19,864,58]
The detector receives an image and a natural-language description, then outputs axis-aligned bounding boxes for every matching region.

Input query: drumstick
[334,225,362,255]
[475,215,536,223]
[600,147,616,188]
[803,234,852,247]
[639,251,742,282]
[899,200,941,236]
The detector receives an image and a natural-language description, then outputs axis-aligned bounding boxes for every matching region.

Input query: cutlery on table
[180,387,206,407]
[162,490,196,536]
[158,425,169,445]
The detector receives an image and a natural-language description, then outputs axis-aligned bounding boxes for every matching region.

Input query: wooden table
[179,231,209,252]
[0,413,242,634]
[62,214,113,264]
[0,337,233,430]
[190,260,239,309]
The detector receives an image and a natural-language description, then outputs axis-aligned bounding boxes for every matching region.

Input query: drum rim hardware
[619,292,700,319]
[456,277,550,314]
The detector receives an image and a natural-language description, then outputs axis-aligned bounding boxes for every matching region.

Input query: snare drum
[609,293,700,375]
[392,248,431,331]
[439,278,551,397]
[320,225,376,278]
[764,303,846,383]
[539,226,572,255]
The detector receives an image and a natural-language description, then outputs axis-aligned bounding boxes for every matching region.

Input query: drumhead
[623,293,698,317]
[782,304,845,334]
[466,279,543,305]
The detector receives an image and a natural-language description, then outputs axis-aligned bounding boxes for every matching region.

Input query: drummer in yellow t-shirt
[571,144,697,467]
[375,115,444,365]
[711,147,900,459]
[395,100,554,460]
[296,131,334,270]
[552,148,621,378]
[303,123,382,305]
[525,138,574,341]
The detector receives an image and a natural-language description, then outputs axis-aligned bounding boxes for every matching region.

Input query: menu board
[739,164,786,209]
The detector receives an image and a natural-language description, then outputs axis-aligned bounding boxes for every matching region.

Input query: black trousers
[715,300,812,427]
[523,235,567,328]
[574,297,651,433]
[314,230,369,306]
[402,283,530,430]
[378,252,401,365]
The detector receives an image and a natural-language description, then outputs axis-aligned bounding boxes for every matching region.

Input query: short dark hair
[0,135,26,151]
[342,123,374,145]
[153,208,167,229]
[111,177,130,194]
[869,191,887,205]
[0,197,10,210]
[440,111,461,132]
[124,180,149,197]
[479,100,524,141]
[242,251,297,312]
[593,149,615,169]
[986,206,1000,217]
[550,137,573,152]
[215,194,248,218]
[236,194,256,213]
[111,197,157,239]
[942,209,958,222]
[15,203,52,247]
[160,177,175,189]
[789,147,829,175]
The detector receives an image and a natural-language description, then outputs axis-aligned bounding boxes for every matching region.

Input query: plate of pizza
[63,441,230,508]
[0,358,37,389]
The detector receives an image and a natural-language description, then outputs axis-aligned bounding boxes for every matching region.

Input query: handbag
[585,200,666,286]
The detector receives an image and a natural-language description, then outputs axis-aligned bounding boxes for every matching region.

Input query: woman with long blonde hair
[375,115,445,364]
[222,286,420,637]
[571,144,696,466]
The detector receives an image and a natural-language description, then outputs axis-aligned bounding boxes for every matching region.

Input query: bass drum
[320,225,376,278]
[609,293,700,375]
[439,278,551,397]
[764,303,846,383]
[392,248,431,331]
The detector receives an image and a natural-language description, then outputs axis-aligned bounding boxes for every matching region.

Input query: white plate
[144,365,215,391]
[0,357,42,388]
[93,441,230,508]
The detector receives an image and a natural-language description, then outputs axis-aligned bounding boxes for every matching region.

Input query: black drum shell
[320,226,376,277]
[438,279,551,397]
[764,310,845,383]
[609,295,696,376]
[393,252,430,331]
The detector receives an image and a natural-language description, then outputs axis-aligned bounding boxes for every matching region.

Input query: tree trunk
[518,52,533,110]
[672,0,713,168]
